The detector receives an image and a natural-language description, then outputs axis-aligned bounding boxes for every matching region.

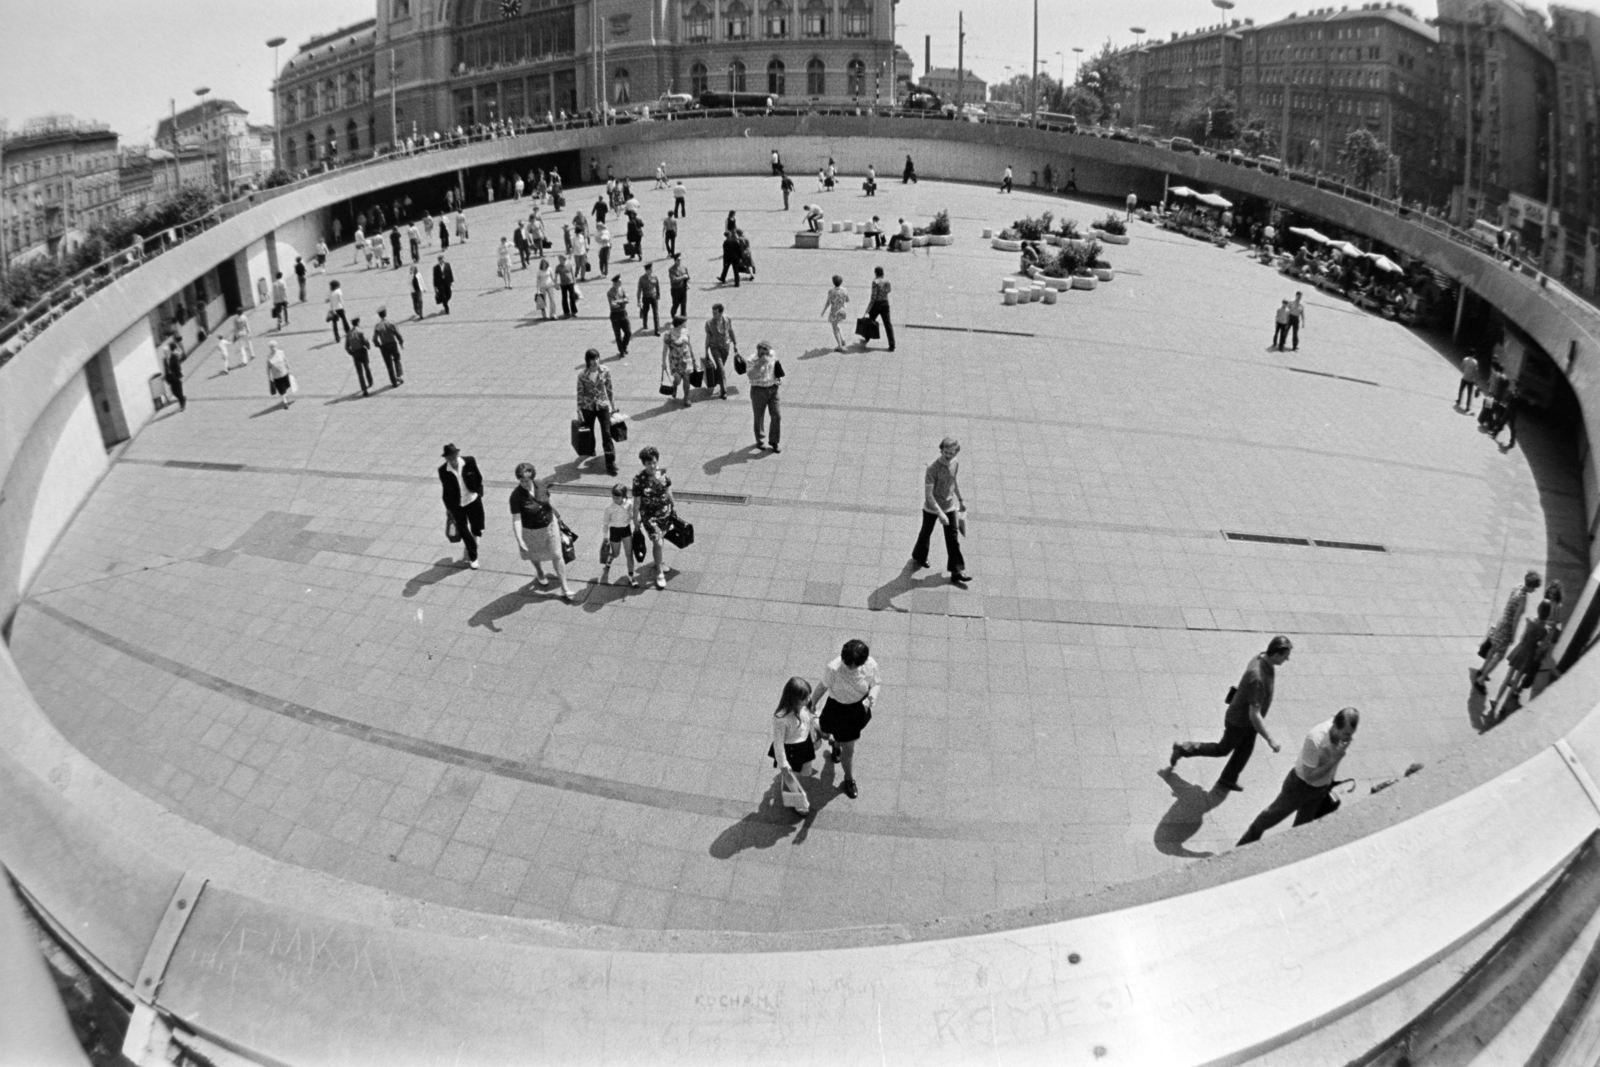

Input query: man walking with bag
[438,444,485,569]
[1238,708,1359,845]
[371,307,405,387]
[1169,636,1291,792]
[433,253,455,315]
[747,340,782,450]
[866,266,896,351]
[704,303,737,401]
[912,437,969,584]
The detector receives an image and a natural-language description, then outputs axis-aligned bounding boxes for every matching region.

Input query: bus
[696,91,777,111]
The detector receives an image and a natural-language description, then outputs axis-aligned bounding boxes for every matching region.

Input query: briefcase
[855,316,879,340]
[571,417,596,456]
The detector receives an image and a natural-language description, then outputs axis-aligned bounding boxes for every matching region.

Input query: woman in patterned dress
[1474,570,1541,693]
[660,315,697,406]
[631,445,678,589]
[821,275,850,351]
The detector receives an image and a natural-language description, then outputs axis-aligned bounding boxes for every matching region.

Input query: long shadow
[248,403,288,419]
[1466,669,1493,733]
[867,560,949,612]
[403,556,464,597]
[797,345,838,361]
[709,770,838,858]
[467,588,540,632]
[1153,768,1222,858]
[704,444,766,476]
[580,576,643,613]
[629,399,684,423]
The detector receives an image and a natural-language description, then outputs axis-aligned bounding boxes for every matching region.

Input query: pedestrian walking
[496,237,513,288]
[1271,300,1291,351]
[669,254,691,321]
[1493,388,1521,451]
[353,225,366,266]
[638,263,662,334]
[911,436,970,583]
[572,228,590,280]
[1474,570,1542,693]
[294,256,307,301]
[438,214,450,249]
[344,316,374,397]
[720,227,743,285]
[578,347,620,475]
[454,209,469,242]
[660,315,696,405]
[1490,600,1557,719]
[326,280,350,341]
[781,173,794,209]
[509,462,573,600]
[902,154,917,183]
[536,258,558,320]
[596,221,612,274]
[372,307,405,387]
[438,444,485,569]
[746,340,782,450]
[808,639,881,801]
[1237,709,1360,846]
[215,334,237,374]
[771,677,819,814]
[600,484,639,586]
[822,275,849,351]
[270,273,290,330]
[606,275,633,356]
[865,266,896,351]
[655,162,667,189]
[514,175,525,201]
[556,255,578,317]
[265,341,293,408]
[1456,353,1480,412]
[161,339,187,412]
[433,254,455,314]
[703,303,737,401]
[632,446,679,589]
[389,226,403,270]
[1000,165,1014,193]
[408,265,425,319]
[409,222,422,264]
[1169,637,1291,791]
[232,310,256,363]
[1288,291,1306,350]
[770,148,784,176]
[662,212,678,257]
[672,180,687,217]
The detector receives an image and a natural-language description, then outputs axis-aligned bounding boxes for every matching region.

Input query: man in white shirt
[1237,708,1360,845]
[808,639,881,800]
[437,444,485,569]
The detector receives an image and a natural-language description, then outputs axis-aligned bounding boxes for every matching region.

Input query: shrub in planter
[928,209,951,236]
[1056,217,1082,240]
[1010,212,1053,241]
[1096,214,1127,236]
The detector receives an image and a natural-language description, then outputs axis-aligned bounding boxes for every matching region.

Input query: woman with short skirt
[1491,600,1556,718]
[822,275,850,351]
[660,316,696,405]
[265,342,293,409]
[535,258,557,319]
[496,237,513,288]
[808,638,880,800]
[1474,570,1542,692]
[770,677,818,812]
[632,446,678,589]
[509,462,572,600]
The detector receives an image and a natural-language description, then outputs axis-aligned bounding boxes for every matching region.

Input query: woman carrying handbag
[769,678,819,814]
[509,462,573,601]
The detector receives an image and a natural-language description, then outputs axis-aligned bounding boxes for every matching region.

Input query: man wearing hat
[372,307,405,387]
[432,253,455,315]
[1168,636,1292,792]
[438,444,485,568]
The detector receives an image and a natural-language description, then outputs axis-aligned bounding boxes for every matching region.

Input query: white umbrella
[1168,186,1198,199]
[1369,254,1403,273]
[1330,240,1364,257]
[1289,227,1330,243]
[1195,192,1233,208]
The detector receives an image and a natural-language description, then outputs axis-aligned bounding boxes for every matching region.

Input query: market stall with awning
[1289,227,1331,243]
[1194,192,1233,209]
[1368,254,1403,274]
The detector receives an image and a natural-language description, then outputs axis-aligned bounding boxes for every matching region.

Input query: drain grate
[1224,531,1312,546]
[163,460,246,472]
[1313,539,1387,552]
[907,324,1036,338]
[1286,367,1380,388]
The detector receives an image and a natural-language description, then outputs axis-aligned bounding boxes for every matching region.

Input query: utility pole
[1031,0,1040,124]
[925,35,930,84]
[0,119,8,272]
[390,48,399,147]
[957,13,965,108]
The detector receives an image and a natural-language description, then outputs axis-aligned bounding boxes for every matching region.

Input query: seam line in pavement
[20,599,1050,843]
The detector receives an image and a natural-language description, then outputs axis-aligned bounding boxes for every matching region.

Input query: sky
[5,0,1598,144]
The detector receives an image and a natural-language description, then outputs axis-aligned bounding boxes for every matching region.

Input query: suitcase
[855,316,880,340]
[624,240,640,258]
[663,516,695,549]
[571,417,596,456]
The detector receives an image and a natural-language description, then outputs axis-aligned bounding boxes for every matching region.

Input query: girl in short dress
[821,275,850,351]
[770,677,818,813]
[660,316,696,406]
[631,446,677,589]
[496,237,513,288]
[535,259,557,319]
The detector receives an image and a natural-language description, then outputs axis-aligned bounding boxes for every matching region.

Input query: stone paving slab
[8,176,1587,933]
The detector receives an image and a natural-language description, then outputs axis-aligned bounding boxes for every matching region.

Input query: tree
[1172,89,1237,143]
[1340,127,1389,190]
[1238,117,1275,157]
[1050,85,1103,124]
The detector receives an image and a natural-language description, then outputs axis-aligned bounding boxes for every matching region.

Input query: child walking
[600,484,638,586]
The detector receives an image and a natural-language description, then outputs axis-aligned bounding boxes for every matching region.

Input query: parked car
[1033,110,1079,132]
[657,93,694,111]
[1258,155,1283,174]
[1169,136,1200,154]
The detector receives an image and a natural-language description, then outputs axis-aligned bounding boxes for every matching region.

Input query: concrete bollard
[1002,289,1018,305]
[1042,288,1059,304]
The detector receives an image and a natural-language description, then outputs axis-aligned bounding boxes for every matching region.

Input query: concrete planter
[991,237,1022,252]
[982,227,994,238]
[1002,288,1019,305]
[793,231,821,249]
[1093,267,1114,282]
[1093,231,1130,245]
[912,235,931,247]
[828,221,843,233]
[1064,238,1090,254]
[1041,288,1059,304]
[1043,234,1062,246]
[1070,274,1098,290]
[1028,284,1044,302]
[1041,275,1072,291]
[925,234,954,246]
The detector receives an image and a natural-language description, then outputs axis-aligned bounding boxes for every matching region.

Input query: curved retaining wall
[3,117,1600,1065]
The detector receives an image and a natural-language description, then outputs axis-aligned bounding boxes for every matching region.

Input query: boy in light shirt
[600,484,638,587]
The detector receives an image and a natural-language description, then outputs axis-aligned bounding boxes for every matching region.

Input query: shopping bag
[779,769,810,813]
[571,417,596,457]
[609,414,629,442]
[288,374,299,393]
[663,515,694,549]
[733,352,747,375]
[689,368,704,389]
[445,514,461,543]
[559,521,578,564]
[659,367,676,396]
[855,316,879,340]
[704,360,723,390]
[631,526,647,562]
[600,539,614,565]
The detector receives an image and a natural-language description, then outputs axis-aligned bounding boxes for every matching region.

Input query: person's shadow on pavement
[867,560,949,612]
[704,445,765,476]
[709,770,837,858]
[1154,768,1224,858]
[466,589,540,632]
[1466,672,1493,733]
[797,345,835,361]
[403,557,464,597]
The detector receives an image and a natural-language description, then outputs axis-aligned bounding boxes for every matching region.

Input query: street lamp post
[266,37,286,178]
[1072,46,1083,84]
[1129,27,1146,131]
[193,86,216,192]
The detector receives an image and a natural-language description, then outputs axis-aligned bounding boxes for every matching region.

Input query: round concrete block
[1042,288,1059,304]
[1002,289,1018,305]
[829,221,842,233]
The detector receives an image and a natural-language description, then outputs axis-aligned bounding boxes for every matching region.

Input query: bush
[1010,211,1053,241]
[1087,239,1108,270]
[928,209,951,236]
[1040,242,1091,278]
[1096,214,1126,236]
[1056,217,1082,239]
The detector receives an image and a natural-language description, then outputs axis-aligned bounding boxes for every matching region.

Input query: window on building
[346,119,359,153]
[847,56,866,96]
[686,3,711,41]
[613,67,632,104]
[728,58,747,92]
[690,61,709,95]
[804,0,827,37]
[393,0,411,17]
[326,124,338,156]
[306,130,317,161]
[807,56,826,95]
[726,1,749,40]
[844,0,869,38]
[765,0,788,38]
[768,57,786,94]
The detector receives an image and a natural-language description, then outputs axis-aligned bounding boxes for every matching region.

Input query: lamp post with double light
[1129,27,1145,131]
[267,37,286,179]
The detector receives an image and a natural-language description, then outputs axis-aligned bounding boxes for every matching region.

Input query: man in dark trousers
[161,338,187,412]
[607,275,632,356]
[344,316,374,397]
[902,154,917,184]
[293,256,307,302]
[865,266,895,350]
[432,253,454,314]
[719,228,742,286]
[780,172,794,210]
[513,223,530,270]
[1238,708,1359,845]
[389,225,403,270]
[371,307,405,387]
[912,437,970,584]
[637,263,662,334]
[438,444,485,569]
[1169,636,1291,792]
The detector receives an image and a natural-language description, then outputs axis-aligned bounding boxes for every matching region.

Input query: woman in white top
[496,237,513,288]
[326,280,349,342]
[265,342,293,408]
[770,677,818,813]
[595,221,612,275]
[808,639,881,800]
[572,229,590,281]
[232,311,255,364]
[599,483,637,586]
[821,275,850,351]
[535,259,557,320]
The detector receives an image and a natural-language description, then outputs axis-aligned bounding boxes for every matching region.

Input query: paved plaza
[9,175,1588,933]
